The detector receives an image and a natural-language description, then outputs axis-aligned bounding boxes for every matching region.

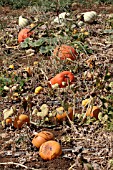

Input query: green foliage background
[0,0,113,10]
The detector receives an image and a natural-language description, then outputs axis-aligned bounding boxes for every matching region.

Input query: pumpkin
[68,107,73,120]
[53,44,77,60]
[49,71,74,88]
[53,12,70,24]
[24,67,32,76]
[86,106,100,119]
[18,28,33,43]
[83,11,97,23]
[5,118,12,126]
[56,107,73,121]
[35,86,43,94]
[32,131,54,148]
[9,64,14,69]
[39,140,62,160]
[19,16,30,28]
[13,114,30,129]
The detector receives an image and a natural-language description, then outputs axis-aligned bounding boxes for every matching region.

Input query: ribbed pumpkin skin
[53,45,77,60]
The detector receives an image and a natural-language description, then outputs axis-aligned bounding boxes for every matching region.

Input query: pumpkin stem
[27,22,44,33]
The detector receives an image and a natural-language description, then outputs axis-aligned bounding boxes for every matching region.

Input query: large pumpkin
[53,44,77,60]
[39,140,62,160]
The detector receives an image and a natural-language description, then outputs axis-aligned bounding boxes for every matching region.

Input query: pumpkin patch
[0,2,112,169]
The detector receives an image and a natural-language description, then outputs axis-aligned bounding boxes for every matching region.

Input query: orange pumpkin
[49,71,74,88]
[32,131,54,148]
[5,118,12,126]
[56,107,73,121]
[18,28,33,43]
[39,140,62,160]
[86,106,100,119]
[13,114,30,128]
[53,44,77,60]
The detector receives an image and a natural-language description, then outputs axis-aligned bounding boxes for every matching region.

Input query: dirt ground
[0,2,113,170]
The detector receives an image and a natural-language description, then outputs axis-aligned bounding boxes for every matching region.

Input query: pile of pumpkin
[4,104,100,161]
[32,131,62,160]
[4,114,62,160]
[3,106,74,160]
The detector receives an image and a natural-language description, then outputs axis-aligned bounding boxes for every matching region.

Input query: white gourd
[83,11,97,23]
[19,15,29,27]
[53,12,70,24]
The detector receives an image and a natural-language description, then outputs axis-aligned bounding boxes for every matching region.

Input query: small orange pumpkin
[13,114,30,128]
[86,106,100,119]
[18,28,33,43]
[39,140,62,160]
[49,71,74,88]
[5,118,12,126]
[53,44,77,60]
[56,107,73,121]
[32,131,54,148]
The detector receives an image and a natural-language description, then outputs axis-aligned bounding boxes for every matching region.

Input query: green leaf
[21,42,28,48]
[24,38,30,43]
[33,38,46,47]
[39,46,47,54]
[39,46,54,54]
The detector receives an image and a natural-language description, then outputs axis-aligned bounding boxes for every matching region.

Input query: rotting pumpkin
[49,71,74,88]
[13,114,30,129]
[5,118,12,126]
[56,107,73,121]
[39,140,62,160]
[32,131,54,148]
[86,106,100,119]
[18,28,33,43]
[53,44,77,60]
